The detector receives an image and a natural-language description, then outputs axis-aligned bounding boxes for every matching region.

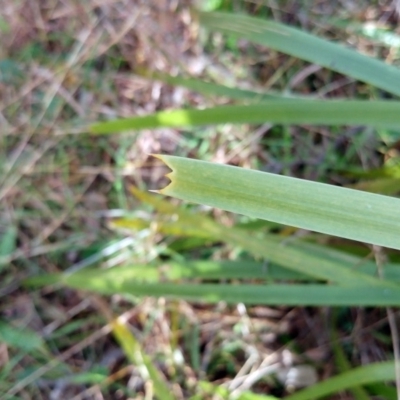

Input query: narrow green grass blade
[215,229,394,287]
[59,277,400,306]
[199,11,400,97]
[289,240,400,281]
[130,186,397,287]
[111,318,175,400]
[111,209,400,281]
[137,69,310,101]
[102,261,307,281]
[284,361,396,400]
[156,155,400,251]
[366,383,397,399]
[237,392,278,400]
[24,261,304,286]
[90,100,400,133]
[25,255,400,288]
[348,178,400,195]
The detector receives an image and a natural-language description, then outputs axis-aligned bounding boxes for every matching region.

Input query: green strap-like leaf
[60,278,400,306]
[156,155,400,251]
[199,11,400,96]
[136,69,311,101]
[90,100,400,133]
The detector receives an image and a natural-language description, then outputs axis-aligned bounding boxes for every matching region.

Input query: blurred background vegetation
[1,0,400,399]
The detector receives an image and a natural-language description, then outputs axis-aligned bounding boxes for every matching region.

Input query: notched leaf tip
[150,154,175,194]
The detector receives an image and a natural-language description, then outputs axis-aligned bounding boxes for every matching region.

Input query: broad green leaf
[58,278,400,306]
[199,11,400,97]
[284,361,396,400]
[89,100,400,133]
[156,155,400,252]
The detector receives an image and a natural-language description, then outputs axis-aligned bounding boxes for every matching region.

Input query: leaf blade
[90,100,400,133]
[200,11,400,96]
[156,155,400,251]
[61,277,400,306]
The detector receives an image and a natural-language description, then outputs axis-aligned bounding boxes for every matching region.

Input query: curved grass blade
[283,361,396,400]
[199,11,400,97]
[136,69,311,101]
[58,277,400,306]
[90,100,400,133]
[156,155,400,251]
